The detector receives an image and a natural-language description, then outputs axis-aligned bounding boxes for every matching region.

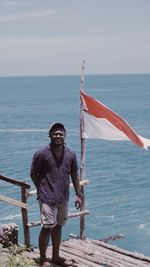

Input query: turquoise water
[0,74,150,256]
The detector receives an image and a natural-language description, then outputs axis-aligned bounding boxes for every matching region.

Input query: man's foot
[39,261,50,267]
[51,256,66,265]
[38,257,51,267]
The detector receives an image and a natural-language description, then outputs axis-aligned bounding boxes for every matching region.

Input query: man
[30,123,83,267]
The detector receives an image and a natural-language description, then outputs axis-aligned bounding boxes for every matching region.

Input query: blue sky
[0,0,150,76]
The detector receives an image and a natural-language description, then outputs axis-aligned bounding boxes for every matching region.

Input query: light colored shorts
[39,200,68,228]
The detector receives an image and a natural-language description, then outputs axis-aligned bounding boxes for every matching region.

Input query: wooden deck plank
[21,238,150,267]
[91,239,150,263]
[61,239,142,267]
[72,239,138,265]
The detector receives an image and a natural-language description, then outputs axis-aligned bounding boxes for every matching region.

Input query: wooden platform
[22,238,150,267]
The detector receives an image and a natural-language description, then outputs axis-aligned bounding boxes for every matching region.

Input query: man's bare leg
[39,227,52,265]
[51,225,65,264]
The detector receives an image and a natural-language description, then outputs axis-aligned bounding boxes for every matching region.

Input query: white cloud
[0,32,149,58]
[0,0,19,7]
[0,1,150,76]
[0,9,58,22]
[89,28,106,34]
[2,0,18,4]
[20,10,58,19]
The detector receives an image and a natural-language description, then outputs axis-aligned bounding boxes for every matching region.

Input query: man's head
[49,123,66,146]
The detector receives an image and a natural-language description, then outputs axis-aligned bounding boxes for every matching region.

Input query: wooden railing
[26,179,90,231]
[0,175,31,247]
[0,175,89,247]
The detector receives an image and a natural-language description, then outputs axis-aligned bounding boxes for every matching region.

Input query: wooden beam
[0,175,30,189]
[70,179,89,187]
[100,234,124,243]
[92,239,150,263]
[0,194,28,209]
[80,60,86,239]
[27,210,90,228]
[21,186,30,247]
[68,210,90,219]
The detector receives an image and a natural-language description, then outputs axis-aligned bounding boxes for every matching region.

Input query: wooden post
[21,186,30,247]
[80,60,86,239]
[0,175,31,247]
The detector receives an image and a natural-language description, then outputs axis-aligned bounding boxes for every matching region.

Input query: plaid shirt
[31,144,78,205]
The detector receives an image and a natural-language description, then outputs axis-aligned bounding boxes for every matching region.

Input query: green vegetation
[0,245,34,267]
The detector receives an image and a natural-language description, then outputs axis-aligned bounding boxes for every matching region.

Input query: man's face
[50,128,66,146]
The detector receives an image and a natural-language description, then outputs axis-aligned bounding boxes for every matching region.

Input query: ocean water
[0,74,150,256]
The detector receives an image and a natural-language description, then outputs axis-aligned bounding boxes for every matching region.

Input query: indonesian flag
[80,91,150,149]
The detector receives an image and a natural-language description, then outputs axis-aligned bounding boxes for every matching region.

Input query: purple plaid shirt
[31,144,78,205]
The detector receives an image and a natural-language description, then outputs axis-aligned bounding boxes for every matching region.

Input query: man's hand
[75,195,83,210]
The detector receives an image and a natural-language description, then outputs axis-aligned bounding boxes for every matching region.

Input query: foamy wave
[97,215,115,220]
[2,214,22,220]
[0,129,47,132]
[138,224,145,230]
[137,223,150,236]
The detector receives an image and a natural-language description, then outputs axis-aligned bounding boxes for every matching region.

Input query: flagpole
[80,60,86,239]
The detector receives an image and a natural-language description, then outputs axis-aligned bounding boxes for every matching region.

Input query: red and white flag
[80,91,150,149]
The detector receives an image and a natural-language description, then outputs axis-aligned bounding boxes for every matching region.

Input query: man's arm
[71,172,81,195]
[71,172,83,209]
[30,169,39,189]
[30,151,42,189]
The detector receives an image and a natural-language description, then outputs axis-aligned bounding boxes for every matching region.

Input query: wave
[1,210,40,221]
[1,214,22,221]
[0,129,47,132]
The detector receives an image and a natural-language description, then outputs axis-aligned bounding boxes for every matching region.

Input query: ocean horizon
[0,71,150,78]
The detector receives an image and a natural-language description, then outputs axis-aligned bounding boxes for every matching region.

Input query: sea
[0,74,150,256]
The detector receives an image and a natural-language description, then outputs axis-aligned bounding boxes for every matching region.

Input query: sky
[0,0,150,76]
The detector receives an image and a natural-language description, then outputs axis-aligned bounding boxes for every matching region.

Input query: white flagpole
[80,60,86,239]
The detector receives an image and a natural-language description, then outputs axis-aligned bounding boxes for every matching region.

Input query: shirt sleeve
[31,150,43,175]
[70,151,78,175]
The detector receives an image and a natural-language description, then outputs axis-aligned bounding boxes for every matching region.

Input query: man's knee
[41,226,52,234]
[54,224,62,230]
